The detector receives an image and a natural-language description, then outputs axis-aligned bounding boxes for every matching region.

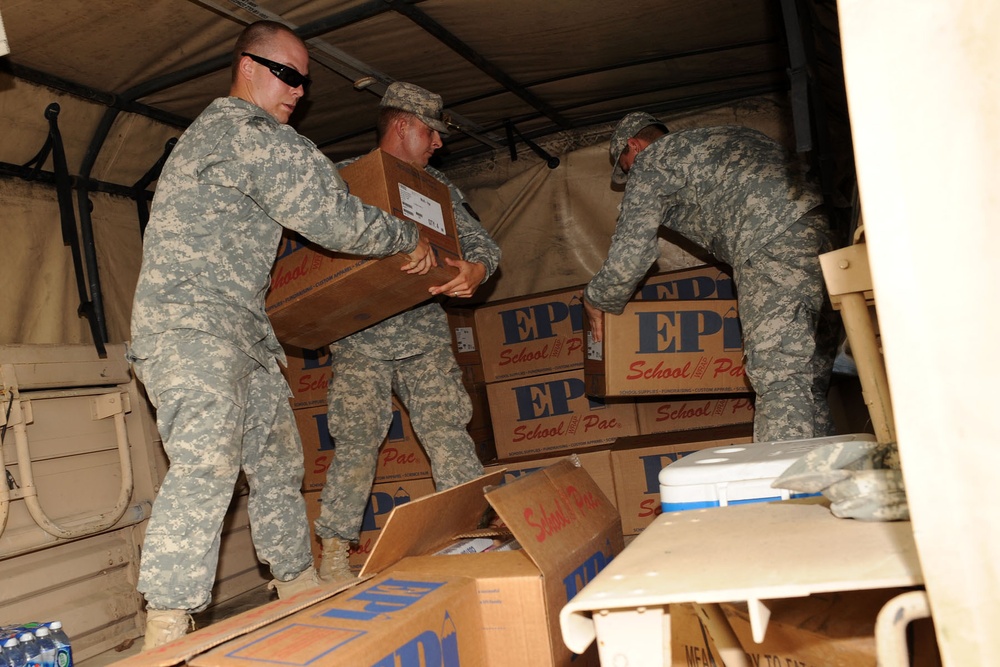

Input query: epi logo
[635,308,742,353]
[360,486,412,531]
[322,578,445,622]
[498,297,583,344]
[637,274,734,300]
[562,549,612,599]
[512,376,604,421]
[370,613,461,667]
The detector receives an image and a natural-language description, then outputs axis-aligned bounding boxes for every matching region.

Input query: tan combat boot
[268,566,321,599]
[141,609,193,651]
[319,537,355,584]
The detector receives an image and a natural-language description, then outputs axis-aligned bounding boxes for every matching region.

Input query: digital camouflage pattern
[315,160,500,541]
[130,331,313,612]
[129,96,422,611]
[772,438,909,521]
[130,96,420,367]
[585,125,836,442]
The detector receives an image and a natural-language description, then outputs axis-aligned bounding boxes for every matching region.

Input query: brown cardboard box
[280,343,332,409]
[669,589,940,667]
[136,570,487,667]
[486,369,639,459]
[633,263,735,301]
[610,425,754,535]
[303,478,438,572]
[635,394,755,435]
[474,286,586,382]
[265,149,462,349]
[484,447,617,509]
[445,306,483,366]
[586,299,752,397]
[295,397,432,492]
[365,461,622,667]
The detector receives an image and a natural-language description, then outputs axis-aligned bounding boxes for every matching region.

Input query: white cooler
[659,433,876,512]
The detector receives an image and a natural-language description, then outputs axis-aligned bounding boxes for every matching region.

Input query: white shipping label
[398,183,446,234]
[454,326,476,353]
[587,331,603,361]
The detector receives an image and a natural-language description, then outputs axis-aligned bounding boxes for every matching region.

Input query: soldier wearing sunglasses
[128,20,434,650]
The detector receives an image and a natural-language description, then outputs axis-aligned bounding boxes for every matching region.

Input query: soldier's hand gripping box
[266,149,463,349]
[362,461,624,667]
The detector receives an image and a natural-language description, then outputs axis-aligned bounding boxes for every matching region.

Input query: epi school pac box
[129,570,487,667]
[364,461,623,667]
[265,149,462,349]
[585,299,752,397]
[658,433,877,512]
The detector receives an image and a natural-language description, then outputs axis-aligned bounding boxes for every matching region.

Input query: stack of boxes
[467,265,758,539]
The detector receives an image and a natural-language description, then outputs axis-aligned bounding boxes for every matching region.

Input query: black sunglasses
[241,52,311,89]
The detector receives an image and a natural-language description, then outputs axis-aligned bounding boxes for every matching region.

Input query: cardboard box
[303,477,439,572]
[585,299,752,397]
[363,461,623,667]
[635,394,755,435]
[474,286,586,383]
[280,343,332,409]
[486,369,639,459]
[136,570,487,667]
[633,263,735,301]
[483,447,617,509]
[610,425,754,535]
[265,149,463,349]
[295,398,432,492]
[445,306,483,366]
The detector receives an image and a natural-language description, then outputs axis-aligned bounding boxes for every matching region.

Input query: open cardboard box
[363,459,624,667]
[113,461,620,667]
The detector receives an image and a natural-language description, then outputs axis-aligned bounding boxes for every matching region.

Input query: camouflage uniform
[128,96,420,612]
[315,162,500,542]
[586,125,838,442]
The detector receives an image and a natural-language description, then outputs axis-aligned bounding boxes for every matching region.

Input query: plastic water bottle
[33,628,56,667]
[2,637,25,667]
[44,623,72,667]
[18,632,41,667]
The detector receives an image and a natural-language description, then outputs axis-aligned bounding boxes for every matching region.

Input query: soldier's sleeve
[237,121,419,258]
[432,168,501,282]
[584,168,675,314]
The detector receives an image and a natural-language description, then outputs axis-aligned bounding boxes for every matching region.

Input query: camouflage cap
[380,81,450,135]
[610,111,663,184]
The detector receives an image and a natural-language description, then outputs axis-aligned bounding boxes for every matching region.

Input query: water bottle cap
[2,638,16,647]
[35,627,50,636]
[48,622,62,630]
[17,633,33,642]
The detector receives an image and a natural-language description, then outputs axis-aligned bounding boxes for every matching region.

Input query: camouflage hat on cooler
[609,111,665,184]
[381,81,450,135]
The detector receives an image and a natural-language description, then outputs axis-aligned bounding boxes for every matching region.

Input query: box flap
[359,470,506,577]
[110,578,368,667]
[485,459,620,576]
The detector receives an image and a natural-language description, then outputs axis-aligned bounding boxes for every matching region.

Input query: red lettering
[712,358,745,378]
[311,455,330,475]
[348,537,374,556]
[512,421,567,442]
[380,447,417,466]
[731,397,753,414]
[524,495,575,543]
[296,372,328,393]
[654,401,712,422]
[638,497,662,519]
[271,254,310,290]
[626,360,692,380]
[499,343,551,366]
[565,337,583,353]
[582,414,620,431]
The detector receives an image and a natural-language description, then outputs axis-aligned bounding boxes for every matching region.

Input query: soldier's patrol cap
[610,111,667,184]
[381,82,450,135]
